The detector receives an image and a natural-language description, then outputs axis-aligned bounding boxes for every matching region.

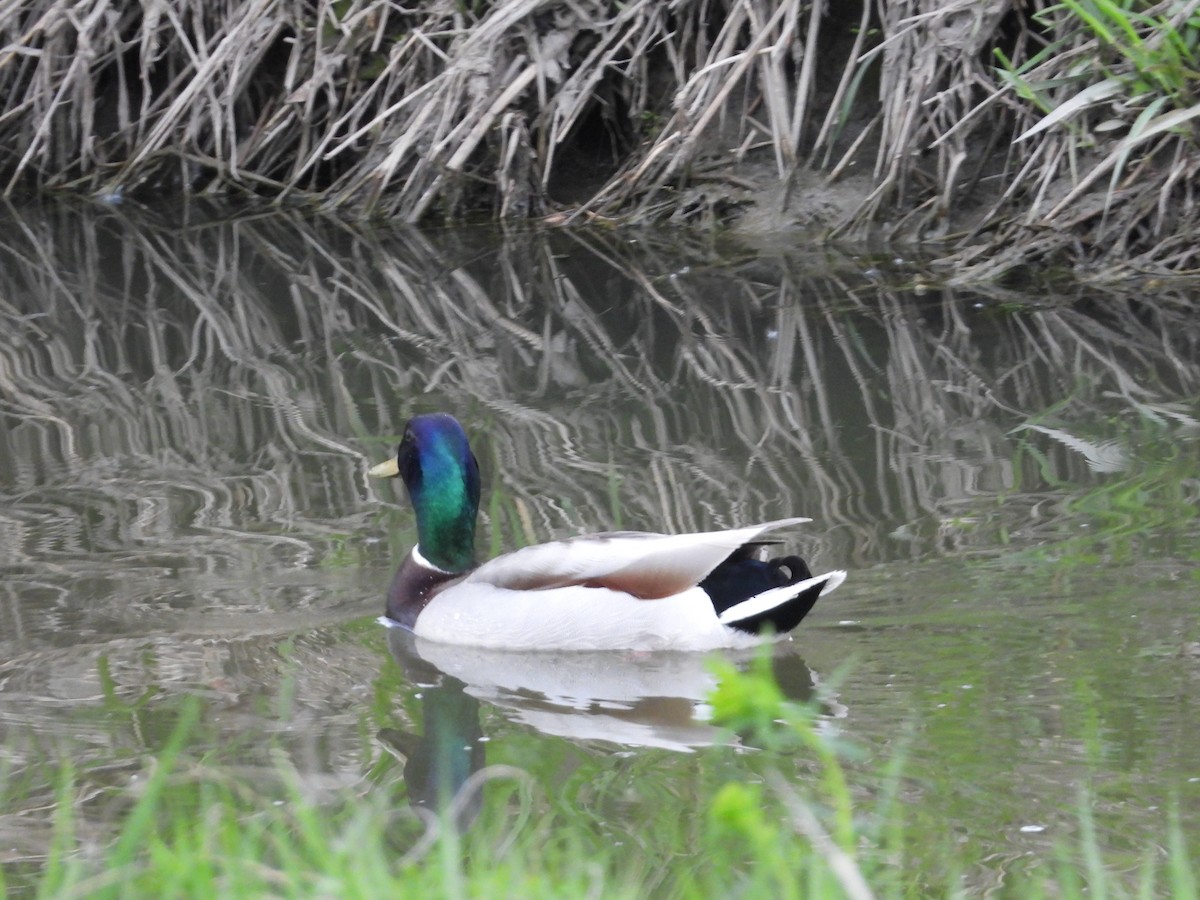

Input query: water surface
[1,203,1197,890]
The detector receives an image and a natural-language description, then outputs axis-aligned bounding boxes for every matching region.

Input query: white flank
[415,585,763,652]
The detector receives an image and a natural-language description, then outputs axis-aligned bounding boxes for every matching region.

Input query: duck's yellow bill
[369,457,400,478]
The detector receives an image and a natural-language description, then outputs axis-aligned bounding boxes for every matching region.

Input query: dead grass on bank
[2,1,1200,277]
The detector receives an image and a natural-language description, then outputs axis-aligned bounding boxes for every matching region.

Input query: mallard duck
[370,414,845,651]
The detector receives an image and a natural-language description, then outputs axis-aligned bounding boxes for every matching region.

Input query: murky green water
[1,203,1197,891]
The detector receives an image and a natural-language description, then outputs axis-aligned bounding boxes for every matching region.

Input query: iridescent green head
[370,413,480,572]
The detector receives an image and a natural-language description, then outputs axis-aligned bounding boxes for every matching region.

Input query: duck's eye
[399,443,421,486]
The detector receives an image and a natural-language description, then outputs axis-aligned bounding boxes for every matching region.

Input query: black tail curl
[700,549,822,635]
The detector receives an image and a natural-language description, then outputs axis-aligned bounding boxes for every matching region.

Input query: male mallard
[370,414,845,651]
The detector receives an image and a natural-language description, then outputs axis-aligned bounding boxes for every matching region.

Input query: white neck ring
[412,545,452,574]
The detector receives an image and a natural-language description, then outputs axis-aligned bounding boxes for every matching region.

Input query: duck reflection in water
[378,627,846,832]
[377,629,487,834]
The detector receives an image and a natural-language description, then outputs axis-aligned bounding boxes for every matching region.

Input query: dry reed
[3,2,1200,277]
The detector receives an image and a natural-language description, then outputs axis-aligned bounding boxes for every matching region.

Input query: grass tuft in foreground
[12,653,1198,899]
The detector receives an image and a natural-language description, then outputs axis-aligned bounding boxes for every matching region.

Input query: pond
[1,203,1197,893]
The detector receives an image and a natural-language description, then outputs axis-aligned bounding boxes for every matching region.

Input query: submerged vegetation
[3,1,1200,277]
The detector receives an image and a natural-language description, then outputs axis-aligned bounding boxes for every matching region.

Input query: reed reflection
[1,200,1196,718]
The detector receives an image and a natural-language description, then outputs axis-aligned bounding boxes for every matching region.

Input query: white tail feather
[717,570,846,626]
